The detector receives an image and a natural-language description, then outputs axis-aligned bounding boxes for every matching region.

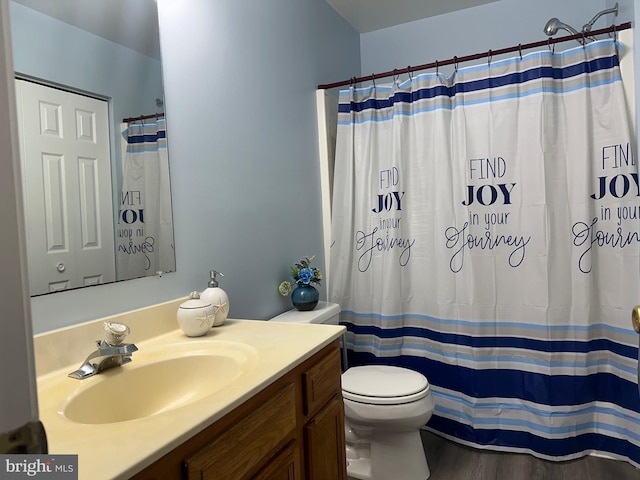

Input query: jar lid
[180,291,211,309]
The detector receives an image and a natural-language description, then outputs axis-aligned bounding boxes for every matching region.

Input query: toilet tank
[270,301,340,324]
[271,301,347,371]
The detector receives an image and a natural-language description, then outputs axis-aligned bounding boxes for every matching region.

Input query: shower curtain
[116,119,175,280]
[330,39,640,466]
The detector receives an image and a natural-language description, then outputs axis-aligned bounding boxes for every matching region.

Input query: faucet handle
[103,321,130,345]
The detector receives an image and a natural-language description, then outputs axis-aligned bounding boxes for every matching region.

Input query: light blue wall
[360,0,630,77]
[28,0,360,333]
[10,3,163,121]
[10,2,164,241]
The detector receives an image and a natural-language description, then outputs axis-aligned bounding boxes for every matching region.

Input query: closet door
[15,79,115,295]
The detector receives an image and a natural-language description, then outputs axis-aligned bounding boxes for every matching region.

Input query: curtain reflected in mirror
[10,0,176,296]
[117,116,175,281]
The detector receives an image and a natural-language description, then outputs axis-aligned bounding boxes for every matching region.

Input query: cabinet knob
[57,263,66,273]
[632,306,640,334]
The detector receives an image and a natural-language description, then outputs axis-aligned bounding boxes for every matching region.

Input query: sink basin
[59,341,257,424]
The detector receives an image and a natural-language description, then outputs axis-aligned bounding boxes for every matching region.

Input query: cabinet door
[252,442,300,480]
[303,395,347,480]
[184,383,296,479]
[303,347,341,416]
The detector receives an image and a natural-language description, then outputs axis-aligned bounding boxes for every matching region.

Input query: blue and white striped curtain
[330,39,640,466]
[116,119,175,280]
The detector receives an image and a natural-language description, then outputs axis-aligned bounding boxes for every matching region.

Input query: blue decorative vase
[291,283,319,311]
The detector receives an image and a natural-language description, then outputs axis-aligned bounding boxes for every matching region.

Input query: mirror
[10,0,176,296]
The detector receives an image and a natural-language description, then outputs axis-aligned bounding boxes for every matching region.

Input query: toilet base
[346,456,371,480]
[345,428,430,480]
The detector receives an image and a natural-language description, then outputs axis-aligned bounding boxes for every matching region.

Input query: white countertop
[34,301,344,480]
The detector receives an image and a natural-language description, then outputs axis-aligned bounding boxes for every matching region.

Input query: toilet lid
[342,365,430,405]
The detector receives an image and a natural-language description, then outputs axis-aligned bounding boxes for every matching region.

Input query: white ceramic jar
[177,291,215,337]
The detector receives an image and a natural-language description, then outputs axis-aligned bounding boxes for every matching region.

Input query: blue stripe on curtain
[342,310,633,335]
[339,55,619,114]
[349,350,640,464]
[348,350,640,411]
[124,120,167,153]
[126,129,166,143]
[346,322,637,358]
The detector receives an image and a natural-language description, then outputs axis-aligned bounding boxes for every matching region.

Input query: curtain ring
[454,56,458,72]
[582,31,586,48]
[487,49,492,66]
[518,44,522,60]
[435,60,439,75]
[613,23,617,42]
[370,73,376,88]
[392,68,399,84]
[406,65,413,81]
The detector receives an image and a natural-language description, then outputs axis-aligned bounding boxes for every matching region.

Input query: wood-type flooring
[420,430,640,480]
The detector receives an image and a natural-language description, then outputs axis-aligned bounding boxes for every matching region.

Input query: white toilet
[270,302,435,480]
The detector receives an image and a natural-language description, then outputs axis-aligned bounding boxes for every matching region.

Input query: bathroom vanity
[34,299,347,480]
[133,340,345,479]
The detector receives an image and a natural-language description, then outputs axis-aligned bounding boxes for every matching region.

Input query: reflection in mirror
[10,0,176,296]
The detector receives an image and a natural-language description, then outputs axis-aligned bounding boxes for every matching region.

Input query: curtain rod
[317,22,631,90]
[123,112,165,123]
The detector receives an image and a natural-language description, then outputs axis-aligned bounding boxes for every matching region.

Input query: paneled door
[15,79,115,295]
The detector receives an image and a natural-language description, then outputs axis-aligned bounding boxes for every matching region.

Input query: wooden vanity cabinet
[301,343,347,480]
[131,340,346,480]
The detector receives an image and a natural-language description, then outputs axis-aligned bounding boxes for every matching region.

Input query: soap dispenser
[200,270,229,327]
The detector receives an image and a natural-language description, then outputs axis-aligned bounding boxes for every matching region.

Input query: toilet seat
[342,365,430,405]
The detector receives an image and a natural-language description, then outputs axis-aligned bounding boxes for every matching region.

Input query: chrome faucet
[68,322,138,380]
